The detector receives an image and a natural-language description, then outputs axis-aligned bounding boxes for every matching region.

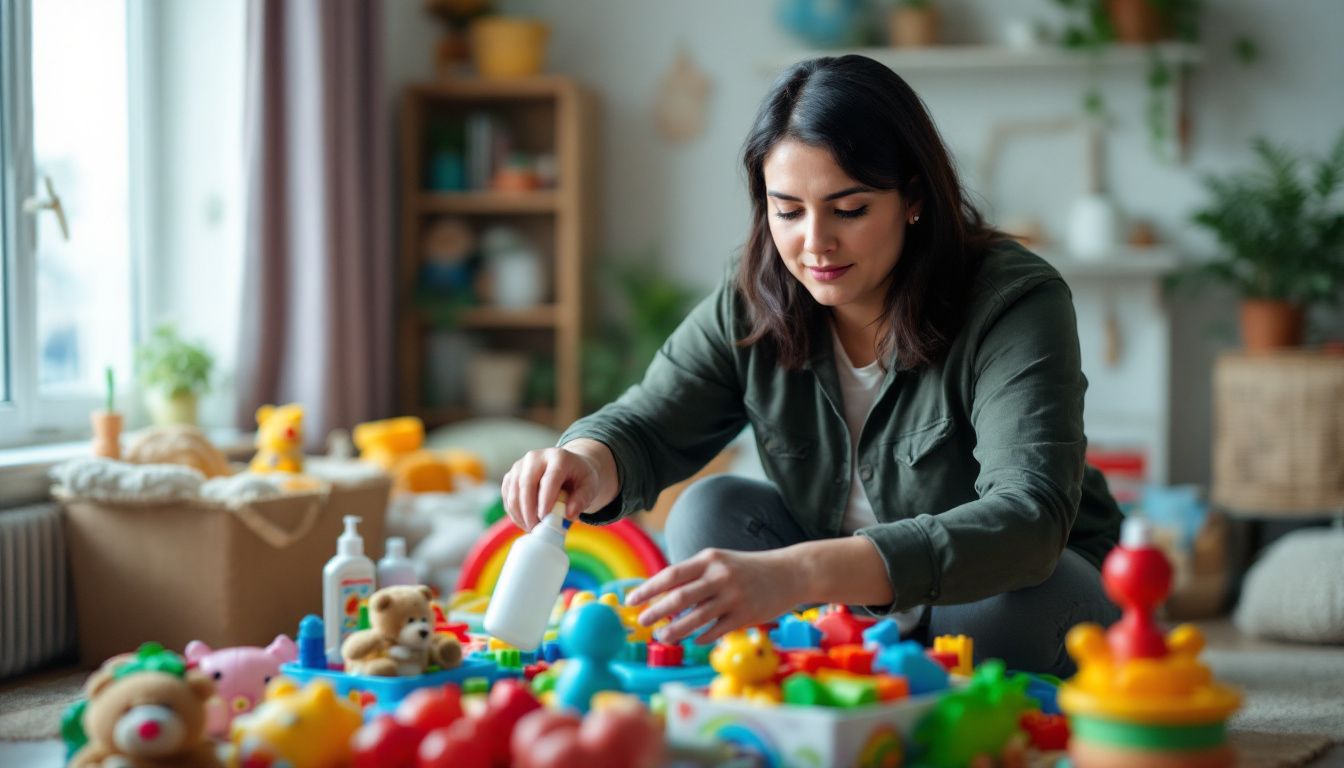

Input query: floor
[2,619,1340,767]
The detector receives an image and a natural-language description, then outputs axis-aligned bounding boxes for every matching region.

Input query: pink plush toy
[185,635,298,738]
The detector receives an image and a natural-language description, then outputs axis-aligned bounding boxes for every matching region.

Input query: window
[0,0,244,449]
[2,0,137,447]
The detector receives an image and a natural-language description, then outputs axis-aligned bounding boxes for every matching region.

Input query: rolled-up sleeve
[558,282,748,524]
[856,278,1085,611]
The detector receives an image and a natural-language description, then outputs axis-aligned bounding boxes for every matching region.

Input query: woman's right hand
[501,445,602,531]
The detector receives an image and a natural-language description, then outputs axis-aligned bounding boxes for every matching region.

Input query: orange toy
[352,416,486,494]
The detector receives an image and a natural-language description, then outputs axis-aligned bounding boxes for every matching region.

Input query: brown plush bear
[69,644,222,768]
[341,585,463,676]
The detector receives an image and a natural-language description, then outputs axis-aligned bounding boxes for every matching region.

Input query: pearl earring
[912,214,920,224]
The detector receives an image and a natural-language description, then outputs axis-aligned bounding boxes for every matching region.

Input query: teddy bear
[65,642,222,768]
[249,403,305,474]
[340,585,463,676]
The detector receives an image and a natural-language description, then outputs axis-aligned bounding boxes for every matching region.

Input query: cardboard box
[59,473,389,666]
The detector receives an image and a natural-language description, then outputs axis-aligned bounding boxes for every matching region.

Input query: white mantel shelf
[761,43,1202,75]
[1038,246,1181,279]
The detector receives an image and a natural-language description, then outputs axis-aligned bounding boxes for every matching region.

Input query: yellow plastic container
[470,17,549,79]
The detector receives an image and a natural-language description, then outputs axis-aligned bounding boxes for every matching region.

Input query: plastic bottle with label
[484,499,571,651]
[322,515,376,665]
[377,536,418,588]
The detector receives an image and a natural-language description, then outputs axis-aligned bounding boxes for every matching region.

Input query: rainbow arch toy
[455,518,667,595]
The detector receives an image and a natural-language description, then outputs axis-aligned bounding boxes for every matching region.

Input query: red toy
[350,679,541,768]
[510,705,665,768]
[1102,519,1173,664]
[1020,710,1070,751]
[813,605,874,650]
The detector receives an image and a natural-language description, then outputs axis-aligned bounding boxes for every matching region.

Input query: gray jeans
[664,475,1120,677]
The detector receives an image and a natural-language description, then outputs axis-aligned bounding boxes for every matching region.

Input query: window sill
[0,429,253,510]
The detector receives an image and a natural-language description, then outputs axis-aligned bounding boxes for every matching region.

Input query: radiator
[0,503,75,678]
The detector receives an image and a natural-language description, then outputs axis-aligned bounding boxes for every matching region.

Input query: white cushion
[424,417,561,481]
[1234,527,1344,644]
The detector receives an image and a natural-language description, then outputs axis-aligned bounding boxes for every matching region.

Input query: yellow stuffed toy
[250,403,305,474]
[352,416,485,494]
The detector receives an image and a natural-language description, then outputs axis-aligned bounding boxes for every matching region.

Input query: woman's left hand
[625,548,804,645]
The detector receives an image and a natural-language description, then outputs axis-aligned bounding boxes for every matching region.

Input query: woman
[501,55,1122,675]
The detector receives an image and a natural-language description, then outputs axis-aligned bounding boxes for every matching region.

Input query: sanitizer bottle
[323,515,376,665]
[377,536,418,588]
[484,500,571,651]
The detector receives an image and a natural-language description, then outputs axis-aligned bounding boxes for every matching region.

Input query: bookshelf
[398,76,595,430]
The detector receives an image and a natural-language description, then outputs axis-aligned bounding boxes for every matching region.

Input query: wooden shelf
[399,76,594,430]
[418,191,559,215]
[761,43,1202,75]
[416,305,560,329]
[417,406,558,429]
[408,75,578,101]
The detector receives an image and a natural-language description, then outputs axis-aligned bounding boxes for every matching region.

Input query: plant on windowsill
[136,323,214,426]
[90,367,123,460]
[1175,130,1344,351]
[1050,0,1257,158]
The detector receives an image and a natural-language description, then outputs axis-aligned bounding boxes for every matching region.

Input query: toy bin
[663,683,941,768]
[58,472,389,667]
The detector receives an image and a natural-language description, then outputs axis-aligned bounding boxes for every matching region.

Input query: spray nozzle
[338,515,365,556]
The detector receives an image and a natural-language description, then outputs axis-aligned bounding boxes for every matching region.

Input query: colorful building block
[873,641,949,695]
[770,615,823,650]
[932,634,974,676]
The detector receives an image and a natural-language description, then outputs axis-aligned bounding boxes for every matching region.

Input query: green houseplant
[1181,131,1344,350]
[1051,0,1255,157]
[136,323,214,425]
[582,253,702,413]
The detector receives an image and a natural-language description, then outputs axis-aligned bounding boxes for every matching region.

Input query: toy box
[60,470,389,666]
[663,683,941,767]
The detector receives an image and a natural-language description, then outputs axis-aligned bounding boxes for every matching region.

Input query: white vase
[144,389,199,426]
[1067,193,1122,261]
[489,247,545,308]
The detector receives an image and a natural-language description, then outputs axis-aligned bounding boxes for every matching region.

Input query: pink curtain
[236,0,393,448]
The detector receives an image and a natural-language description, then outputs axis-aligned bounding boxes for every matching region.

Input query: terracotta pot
[90,410,123,460]
[1107,0,1167,44]
[1240,299,1305,352]
[887,7,940,48]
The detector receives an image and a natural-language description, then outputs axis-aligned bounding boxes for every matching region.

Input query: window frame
[0,0,151,449]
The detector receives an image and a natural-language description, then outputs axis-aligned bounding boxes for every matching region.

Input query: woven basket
[1212,351,1344,515]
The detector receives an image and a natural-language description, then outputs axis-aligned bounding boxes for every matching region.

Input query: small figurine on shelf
[90,366,122,460]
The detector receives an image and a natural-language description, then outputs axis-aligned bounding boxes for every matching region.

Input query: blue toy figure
[298,614,327,669]
[554,602,625,713]
[875,640,950,695]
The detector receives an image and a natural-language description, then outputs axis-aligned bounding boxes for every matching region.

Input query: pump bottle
[377,536,418,587]
[484,500,571,650]
[323,515,376,665]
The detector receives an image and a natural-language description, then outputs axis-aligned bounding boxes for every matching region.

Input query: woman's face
[762,138,916,318]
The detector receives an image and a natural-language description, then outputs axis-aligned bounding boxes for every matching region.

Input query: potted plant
[1181,131,1344,351]
[1051,0,1254,156]
[136,323,214,425]
[887,0,940,48]
[90,366,122,459]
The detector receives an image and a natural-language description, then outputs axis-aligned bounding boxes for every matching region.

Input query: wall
[383,0,1344,487]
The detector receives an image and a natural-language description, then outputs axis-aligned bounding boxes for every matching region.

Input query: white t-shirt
[833,327,926,634]
[833,328,884,534]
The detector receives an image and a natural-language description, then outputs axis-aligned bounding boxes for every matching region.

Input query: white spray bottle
[323,515,376,665]
[484,498,571,651]
[377,536,418,587]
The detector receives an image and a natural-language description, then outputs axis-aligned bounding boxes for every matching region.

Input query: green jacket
[560,243,1123,612]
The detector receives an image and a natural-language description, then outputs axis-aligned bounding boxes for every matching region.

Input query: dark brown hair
[736,55,1002,370]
